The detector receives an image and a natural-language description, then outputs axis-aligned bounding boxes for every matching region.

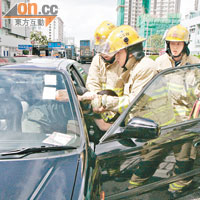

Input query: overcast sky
[31,0,196,46]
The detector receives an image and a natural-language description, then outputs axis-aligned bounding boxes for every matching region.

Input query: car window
[73,62,87,83]
[0,69,81,153]
[69,64,86,88]
[98,65,200,199]
[125,65,200,126]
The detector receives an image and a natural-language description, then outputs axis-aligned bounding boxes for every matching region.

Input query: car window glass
[125,66,200,126]
[69,65,85,87]
[0,69,81,153]
[99,66,200,198]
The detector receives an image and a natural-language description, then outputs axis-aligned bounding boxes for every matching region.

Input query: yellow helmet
[102,25,146,56]
[165,24,190,43]
[94,21,116,45]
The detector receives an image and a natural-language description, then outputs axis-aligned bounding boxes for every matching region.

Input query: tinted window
[0,69,81,152]
[126,66,200,126]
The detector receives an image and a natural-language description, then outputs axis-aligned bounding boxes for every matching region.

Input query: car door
[95,64,200,200]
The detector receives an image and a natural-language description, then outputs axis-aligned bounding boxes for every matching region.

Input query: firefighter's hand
[56,89,69,102]
[91,95,107,113]
[79,91,97,101]
[93,106,106,114]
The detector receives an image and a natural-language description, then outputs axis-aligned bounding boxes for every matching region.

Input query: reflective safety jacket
[100,56,158,114]
[86,53,131,122]
[155,53,200,122]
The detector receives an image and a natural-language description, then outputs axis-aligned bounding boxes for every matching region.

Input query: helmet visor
[95,42,116,56]
[100,37,146,57]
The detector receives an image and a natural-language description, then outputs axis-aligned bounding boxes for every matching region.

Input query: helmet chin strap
[121,43,145,70]
[101,54,116,64]
[121,49,129,70]
[171,52,183,60]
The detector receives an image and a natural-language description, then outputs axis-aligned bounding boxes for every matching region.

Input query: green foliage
[194,54,200,59]
[149,55,159,61]
[30,31,48,45]
[22,50,29,55]
[148,34,165,54]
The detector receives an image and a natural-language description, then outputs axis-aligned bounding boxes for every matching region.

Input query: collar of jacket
[168,53,188,67]
[125,56,138,71]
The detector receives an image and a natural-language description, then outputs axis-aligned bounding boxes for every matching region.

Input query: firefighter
[125,24,200,198]
[156,24,200,70]
[90,24,157,126]
[80,21,138,179]
[85,24,157,180]
[155,24,200,198]
[81,21,131,133]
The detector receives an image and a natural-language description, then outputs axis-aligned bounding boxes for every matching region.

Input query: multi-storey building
[150,0,180,18]
[195,0,200,11]
[48,17,64,42]
[181,11,200,55]
[119,0,181,30]
[123,0,143,29]
[34,17,64,43]
[0,0,31,56]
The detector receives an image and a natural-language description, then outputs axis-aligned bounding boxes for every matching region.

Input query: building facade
[123,0,143,30]
[36,17,64,43]
[195,0,200,11]
[181,11,200,55]
[150,0,180,18]
[120,0,181,30]
[0,0,31,56]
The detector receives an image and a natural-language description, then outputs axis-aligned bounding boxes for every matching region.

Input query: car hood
[0,153,81,200]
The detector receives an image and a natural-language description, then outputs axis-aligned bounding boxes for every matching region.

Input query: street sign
[48,42,62,48]
[18,45,32,50]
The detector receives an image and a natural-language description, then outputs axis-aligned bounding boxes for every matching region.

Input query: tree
[147,34,165,54]
[30,31,48,45]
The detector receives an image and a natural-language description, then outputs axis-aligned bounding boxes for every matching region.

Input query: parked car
[0,56,16,65]
[13,55,39,63]
[0,62,200,200]
[0,56,39,66]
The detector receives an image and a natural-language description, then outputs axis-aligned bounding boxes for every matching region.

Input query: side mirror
[122,117,160,139]
[103,117,160,142]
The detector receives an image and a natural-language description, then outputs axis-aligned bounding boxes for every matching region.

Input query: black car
[0,61,200,200]
[26,57,88,84]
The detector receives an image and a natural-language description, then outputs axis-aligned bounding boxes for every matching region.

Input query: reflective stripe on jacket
[156,53,200,122]
[86,54,130,122]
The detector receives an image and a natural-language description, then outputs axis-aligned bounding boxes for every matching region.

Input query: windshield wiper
[1,146,77,156]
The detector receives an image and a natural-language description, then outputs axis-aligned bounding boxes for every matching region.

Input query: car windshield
[125,65,200,127]
[0,69,81,153]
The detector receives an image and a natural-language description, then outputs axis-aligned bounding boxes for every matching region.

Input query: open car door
[95,64,200,200]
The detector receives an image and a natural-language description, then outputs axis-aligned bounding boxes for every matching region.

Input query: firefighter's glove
[91,95,102,109]
[92,95,107,113]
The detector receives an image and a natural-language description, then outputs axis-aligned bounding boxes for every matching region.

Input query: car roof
[0,57,77,71]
